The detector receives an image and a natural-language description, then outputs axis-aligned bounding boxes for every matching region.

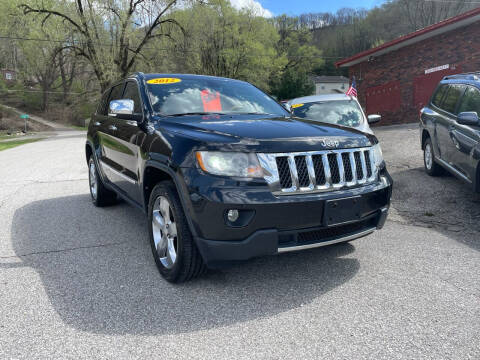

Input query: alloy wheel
[151,196,178,269]
[89,161,98,199]
[425,143,433,170]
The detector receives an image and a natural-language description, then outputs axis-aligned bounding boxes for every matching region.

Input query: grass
[0,138,43,151]
[0,133,21,140]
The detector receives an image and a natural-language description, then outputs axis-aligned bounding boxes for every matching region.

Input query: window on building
[431,85,447,108]
[457,86,480,115]
[441,85,465,114]
[5,73,12,80]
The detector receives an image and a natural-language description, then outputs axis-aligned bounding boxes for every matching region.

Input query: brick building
[336,8,480,125]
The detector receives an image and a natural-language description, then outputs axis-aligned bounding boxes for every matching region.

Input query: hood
[156,114,376,152]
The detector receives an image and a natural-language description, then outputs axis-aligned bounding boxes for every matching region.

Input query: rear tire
[148,181,206,283]
[88,157,117,207]
[423,138,443,176]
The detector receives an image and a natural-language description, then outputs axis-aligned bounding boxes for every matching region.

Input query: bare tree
[398,0,474,31]
[20,0,183,91]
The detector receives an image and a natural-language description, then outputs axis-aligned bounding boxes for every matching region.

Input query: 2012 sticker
[147,78,182,85]
[291,103,304,109]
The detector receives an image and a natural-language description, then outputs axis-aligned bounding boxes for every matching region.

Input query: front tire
[88,157,117,207]
[423,138,443,176]
[148,181,206,283]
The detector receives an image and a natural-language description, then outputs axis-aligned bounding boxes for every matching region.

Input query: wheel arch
[142,161,199,238]
[421,129,431,149]
[85,142,93,163]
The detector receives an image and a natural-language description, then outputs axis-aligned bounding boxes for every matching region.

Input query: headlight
[371,143,384,168]
[195,151,264,178]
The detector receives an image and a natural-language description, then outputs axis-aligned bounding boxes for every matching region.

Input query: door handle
[93,121,101,126]
[108,125,117,131]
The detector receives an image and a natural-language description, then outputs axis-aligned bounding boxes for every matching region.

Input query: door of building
[413,65,461,112]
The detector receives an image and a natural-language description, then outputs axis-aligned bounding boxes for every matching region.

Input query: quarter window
[441,85,465,114]
[457,86,480,116]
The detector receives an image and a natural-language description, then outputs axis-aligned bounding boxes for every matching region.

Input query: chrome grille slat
[257,147,378,195]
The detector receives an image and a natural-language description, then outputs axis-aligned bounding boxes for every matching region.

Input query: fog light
[227,209,239,222]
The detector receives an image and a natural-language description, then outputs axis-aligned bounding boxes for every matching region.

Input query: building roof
[336,7,480,68]
[312,75,349,84]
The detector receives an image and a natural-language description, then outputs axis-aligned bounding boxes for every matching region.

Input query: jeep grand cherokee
[86,73,392,283]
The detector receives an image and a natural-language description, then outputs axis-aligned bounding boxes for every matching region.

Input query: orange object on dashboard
[201,89,222,112]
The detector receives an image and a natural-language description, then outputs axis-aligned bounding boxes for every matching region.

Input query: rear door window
[457,86,480,115]
[441,85,465,114]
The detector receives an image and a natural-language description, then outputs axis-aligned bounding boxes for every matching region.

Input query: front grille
[297,218,375,244]
[294,156,310,187]
[275,157,292,189]
[258,147,377,195]
[277,216,377,247]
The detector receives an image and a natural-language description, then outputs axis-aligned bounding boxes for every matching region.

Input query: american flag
[346,77,357,97]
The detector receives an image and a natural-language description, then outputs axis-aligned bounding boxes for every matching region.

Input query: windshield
[146,77,288,117]
[292,100,364,128]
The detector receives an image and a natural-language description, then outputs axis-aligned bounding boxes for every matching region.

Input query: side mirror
[108,99,142,122]
[367,114,381,124]
[109,99,134,115]
[457,112,479,126]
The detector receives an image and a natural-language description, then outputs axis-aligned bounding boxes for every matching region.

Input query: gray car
[420,72,480,192]
[287,94,381,134]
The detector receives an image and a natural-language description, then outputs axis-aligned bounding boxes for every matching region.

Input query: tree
[142,0,283,91]
[20,0,184,92]
[269,15,323,99]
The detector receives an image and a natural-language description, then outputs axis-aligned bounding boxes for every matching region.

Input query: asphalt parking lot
[0,125,479,359]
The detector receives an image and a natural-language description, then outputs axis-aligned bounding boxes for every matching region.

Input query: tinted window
[96,90,111,116]
[107,83,125,113]
[457,86,480,115]
[292,100,364,128]
[146,77,288,117]
[123,81,142,114]
[441,85,465,114]
[431,85,447,108]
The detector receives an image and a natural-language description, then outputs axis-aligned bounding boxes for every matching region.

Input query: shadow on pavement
[391,166,480,251]
[7,194,360,335]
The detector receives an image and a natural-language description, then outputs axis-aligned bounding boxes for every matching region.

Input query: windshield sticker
[147,78,182,85]
[291,103,304,109]
[201,89,222,112]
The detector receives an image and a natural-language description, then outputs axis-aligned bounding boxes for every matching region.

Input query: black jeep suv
[86,73,392,282]
[420,73,480,192]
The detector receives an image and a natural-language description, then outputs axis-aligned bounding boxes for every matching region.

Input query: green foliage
[142,0,285,91]
[270,68,315,101]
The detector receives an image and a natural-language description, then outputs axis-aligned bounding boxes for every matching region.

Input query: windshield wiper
[166,112,226,117]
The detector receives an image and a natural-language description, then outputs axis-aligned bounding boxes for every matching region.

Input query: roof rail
[443,72,480,81]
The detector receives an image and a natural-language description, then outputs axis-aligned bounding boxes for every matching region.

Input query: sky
[229,0,387,17]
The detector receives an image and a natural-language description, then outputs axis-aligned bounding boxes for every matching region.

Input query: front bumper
[183,168,392,266]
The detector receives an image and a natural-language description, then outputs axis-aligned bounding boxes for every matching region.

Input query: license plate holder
[323,196,363,227]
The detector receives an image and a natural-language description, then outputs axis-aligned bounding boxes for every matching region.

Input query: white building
[313,76,349,95]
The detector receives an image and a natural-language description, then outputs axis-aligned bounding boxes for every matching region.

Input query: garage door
[413,66,461,112]
[365,81,401,115]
